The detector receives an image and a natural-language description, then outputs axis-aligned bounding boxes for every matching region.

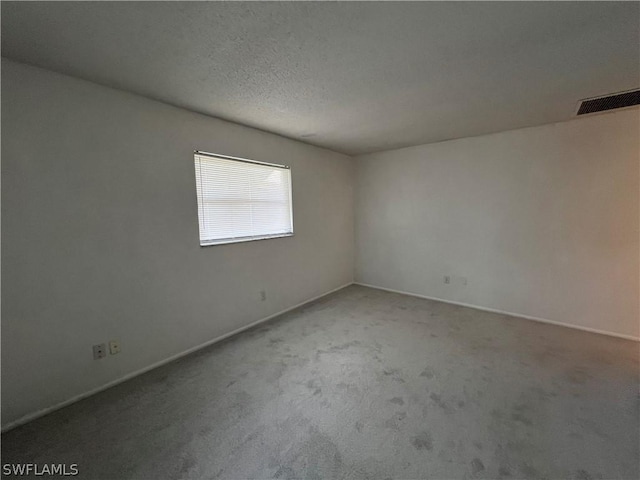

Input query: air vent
[577,89,640,115]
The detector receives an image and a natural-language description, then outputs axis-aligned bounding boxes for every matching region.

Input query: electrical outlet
[109,340,121,355]
[461,276,468,286]
[93,344,106,360]
[444,275,451,284]
[260,290,267,301]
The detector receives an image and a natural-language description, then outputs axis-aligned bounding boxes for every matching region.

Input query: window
[193,151,293,246]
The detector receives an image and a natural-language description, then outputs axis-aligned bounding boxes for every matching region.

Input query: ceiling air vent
[577,89,640,115]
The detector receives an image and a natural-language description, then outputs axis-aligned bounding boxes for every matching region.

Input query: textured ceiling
[2,1,639,155]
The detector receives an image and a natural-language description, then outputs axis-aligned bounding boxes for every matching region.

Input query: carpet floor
[2,285,638,479]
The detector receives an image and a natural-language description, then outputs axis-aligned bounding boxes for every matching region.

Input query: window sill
[200,232,294,247]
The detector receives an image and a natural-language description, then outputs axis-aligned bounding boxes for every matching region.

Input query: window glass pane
[194,153,293,246]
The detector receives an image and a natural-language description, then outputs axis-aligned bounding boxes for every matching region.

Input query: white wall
[1,59,354,428]
[355,108,639,340]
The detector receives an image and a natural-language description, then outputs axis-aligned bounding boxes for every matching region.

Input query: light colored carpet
[2,285,638,479]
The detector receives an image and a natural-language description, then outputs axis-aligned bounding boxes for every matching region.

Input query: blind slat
[194,153,293,246]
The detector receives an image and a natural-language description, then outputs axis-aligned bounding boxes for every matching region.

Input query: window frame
[193,150,294,247]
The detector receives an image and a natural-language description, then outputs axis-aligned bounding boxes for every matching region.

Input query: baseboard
[1,281,354,433]
[354,282,640,342]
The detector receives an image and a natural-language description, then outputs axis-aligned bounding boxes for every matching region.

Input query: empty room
[1,1,639,479]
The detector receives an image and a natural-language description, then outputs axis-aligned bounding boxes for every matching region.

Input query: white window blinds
[194,152,293,246]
